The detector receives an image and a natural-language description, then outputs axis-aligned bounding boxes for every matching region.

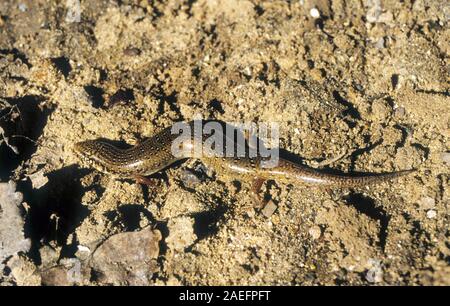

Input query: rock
[418,196,435,210]
[0,181,31,264]
[18,3,28,12]
[39,245,60,268]
[308,226,322,240]
[365,259,383,283]
[394,106,406,117]
[28,170,49,189]
[179,169,202,189]
[426,210,437,219]
[371,99,393,121]
[162,188,204,218]
[378,11,393,24]
[166,216,197,252]
[91,227,161,285]
[75,245,91,261]
[366,0,381,23]
[7,254,41,286]
[310,8,320,19]
[261,200,277,218]
[41,258,83,286]
[375,37,385,49]
[440,152,450,165]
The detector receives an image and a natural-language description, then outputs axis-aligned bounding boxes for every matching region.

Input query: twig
[0,126,19,154]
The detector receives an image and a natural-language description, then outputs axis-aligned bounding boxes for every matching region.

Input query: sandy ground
[0,0,449,285]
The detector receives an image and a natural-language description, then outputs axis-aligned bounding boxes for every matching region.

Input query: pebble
[91,228,161,285]
[18,3,27,12]
[179,169,202,189]
[308,226,322,240]
[261,200,277,218]
[310,8,320,19]
[365,259,383,283]
[243,67,252,77]
[166,216,197,251]
[75,245,91,261]
[7,254,41,285]
[440,152,450,165]
[418,196,435,210]
[375,37,385,49]
[28,170,49,189]
[426,210,437,219]
[378,11,393,24]
[366,0,381,23]
[394,106,406,117]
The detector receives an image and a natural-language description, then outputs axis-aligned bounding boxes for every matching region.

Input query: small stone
[366,0,381,23]
[91,227,161,285]
[322,200,335,208]
[310,68,324,81]
[39,245,60,267]
[378,11,393,24]
[162,188,204,218]
[440,152,450,165]
[371,99,392,120]
[28,170,49,189]
[41,258,83,286]
[0,181,31,263]
[166,216,197,251]
[75,245,91,261]
[310,8,320,19]
[394,106,406,117]
[261,200,277,218]
[7,254,41,286]
[418,196,435,210]
[365,259,383,283]
[179,169,202,189]
[18,3,27,12]
[308,226,322,240]
[426,210,437,219]
[243,66,252,77]
[375,37,385,49]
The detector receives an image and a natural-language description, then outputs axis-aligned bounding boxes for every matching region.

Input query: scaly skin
[73,120,414,187]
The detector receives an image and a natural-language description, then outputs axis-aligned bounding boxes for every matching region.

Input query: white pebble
[310,8,320,19]
[375,37,385,49]
[426,210,437,219]
[28,171,48,189]
[419,196,435,210]
[18,3,27,12]
[308,226,322,240]
[261,201,277,218]
[441,152,450,165]
[365,259,383,283]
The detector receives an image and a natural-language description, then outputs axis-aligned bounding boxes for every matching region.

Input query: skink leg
[134,175,158,186]
[251,177,266,208]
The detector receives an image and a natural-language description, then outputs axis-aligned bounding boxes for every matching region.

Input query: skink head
[74,140,99,158]
[73,140,131,175]
[73,140,110,172]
